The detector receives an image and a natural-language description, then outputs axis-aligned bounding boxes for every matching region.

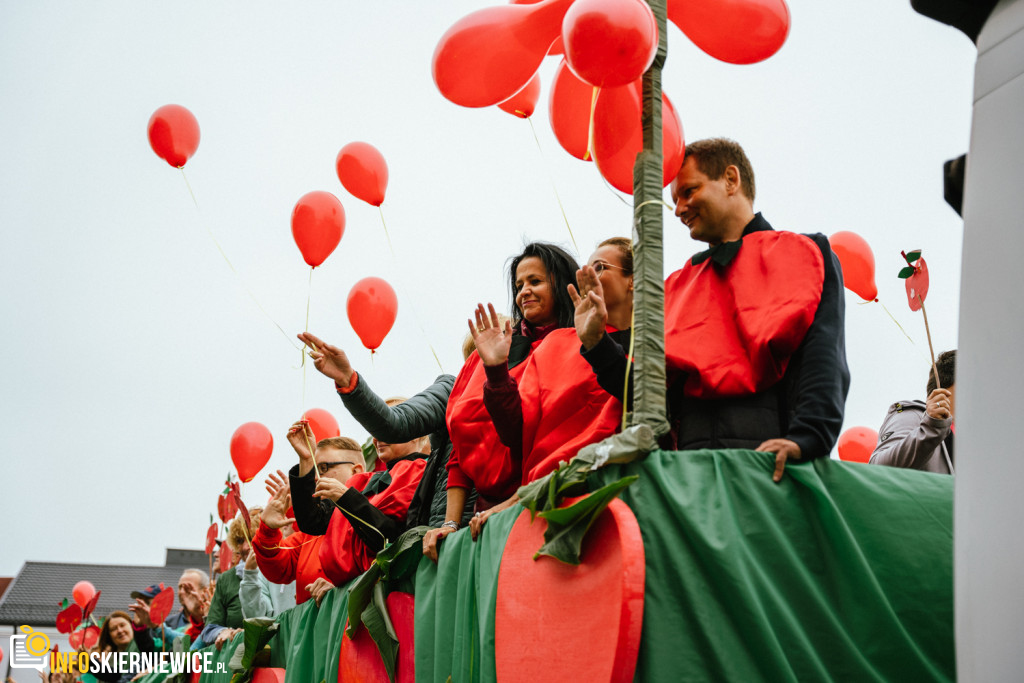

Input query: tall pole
[630,0,670,437]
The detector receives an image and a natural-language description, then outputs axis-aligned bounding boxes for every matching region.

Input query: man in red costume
[581,138,849,481]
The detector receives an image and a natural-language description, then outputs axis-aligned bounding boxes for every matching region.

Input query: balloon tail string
[302,267,314,409]
[302,428,320,482]
[378,206,396,259]
[601,173,632,206]
[180,168,300,353]
[919,297,940,389]
[876,299,915,345]
[622,309,636,430]
[584,86,598,162]
[527,116,577,254]
[375,209,444,373]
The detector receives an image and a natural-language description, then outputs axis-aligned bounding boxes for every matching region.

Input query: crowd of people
[40,137,955,680]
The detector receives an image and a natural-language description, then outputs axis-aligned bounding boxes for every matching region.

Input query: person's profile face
[671,157,732,245]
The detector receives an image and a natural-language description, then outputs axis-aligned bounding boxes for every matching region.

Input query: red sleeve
[482,363,523,461]
[252,522,299,586]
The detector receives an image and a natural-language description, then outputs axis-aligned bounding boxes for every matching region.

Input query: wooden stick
[919,295,941,389]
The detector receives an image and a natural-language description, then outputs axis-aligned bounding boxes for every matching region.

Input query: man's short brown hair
[683,138,756,202]
[316,436,362,451]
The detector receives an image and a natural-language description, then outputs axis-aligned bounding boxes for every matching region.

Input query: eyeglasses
[591,261,627,274]
[317,461,359,475]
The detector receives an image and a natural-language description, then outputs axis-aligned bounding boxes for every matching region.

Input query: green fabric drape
[590,449,955,682]
[413,506,519,683]
[197,636,242,683]
[313,583,351,683]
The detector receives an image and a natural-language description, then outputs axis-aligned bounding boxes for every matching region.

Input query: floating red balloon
[147,105,200,168]
[837,426,878,463]
[347,277,398,352]
[72,581,96,609]
[336,142,388,207]
[433,0,573,107]
[291,191,345,268]
[549,60,595,161]
[592,81,685,194]
[230,422,274,483]
[498,73,542,119]
[301,408,340,443]
[829,231,878,302]
[563,0,658,88]
[667,0,790,65]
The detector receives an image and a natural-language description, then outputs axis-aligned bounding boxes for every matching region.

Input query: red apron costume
[664,230,824,399]
[446,345,539,502]
[519,328,624,483]
[251,526,327,605]
[318,459,427,585]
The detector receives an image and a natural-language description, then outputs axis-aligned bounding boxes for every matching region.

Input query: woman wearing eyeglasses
[466,237,635,538]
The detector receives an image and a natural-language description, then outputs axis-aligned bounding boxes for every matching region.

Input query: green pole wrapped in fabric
[630,0,670,437]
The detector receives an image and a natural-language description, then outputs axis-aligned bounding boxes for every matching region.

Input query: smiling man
[664,138,850,480]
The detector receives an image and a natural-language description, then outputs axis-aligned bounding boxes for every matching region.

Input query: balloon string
[376,207,445,373]
[872,299,916,345]
[302,267,314,409]
[584,86,598,162]
[378,206,396,258]
[622,309,636,430]
[635,198,674,212]
[178,168,302,353]
[527,116,578,254]
[302,427,321,482]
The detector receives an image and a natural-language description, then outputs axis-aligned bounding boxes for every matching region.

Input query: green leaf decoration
[517,458,591,520]
[898,266,915,279]
[905,249,922,264]
[239,617,278,671]
[361,436,379,472]
[360,582,400,682]
[534,475,639,565]
[346,564,382,639]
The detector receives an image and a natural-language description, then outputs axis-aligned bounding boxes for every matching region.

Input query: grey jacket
[339,372,474,527]
[870,399,954,474]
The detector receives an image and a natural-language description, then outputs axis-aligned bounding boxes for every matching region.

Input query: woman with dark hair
[423,241,579,560]
[467,237,636,537]
[94,610,155,683]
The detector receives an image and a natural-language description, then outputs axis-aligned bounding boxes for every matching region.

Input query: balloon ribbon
[584,86,598,162]
[527,117,578,254]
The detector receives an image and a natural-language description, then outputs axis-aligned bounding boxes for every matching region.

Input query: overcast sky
[0,1,976,576]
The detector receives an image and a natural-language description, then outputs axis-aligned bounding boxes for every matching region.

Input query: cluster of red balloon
[433,0,791,193]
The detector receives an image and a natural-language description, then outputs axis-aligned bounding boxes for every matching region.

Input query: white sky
[0,0,976,576]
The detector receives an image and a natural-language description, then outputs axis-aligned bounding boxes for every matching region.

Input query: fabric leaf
[534,475,639,564]
[361,582,399,683]
[904,249,921,264]
[346,564,382,638]
[898,266,915,279]
[239,617,278,670]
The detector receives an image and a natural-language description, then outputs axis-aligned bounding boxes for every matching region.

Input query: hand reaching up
[568,264,608,350]
[468,303,512,367]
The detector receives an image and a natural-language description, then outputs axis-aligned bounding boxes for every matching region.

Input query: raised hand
[468,303,512,367]
[128,598,156,629]
[262,486,296,530]
[925,388,953,421]
[264,469,289,499]
[297,332,354,386]
[313,477,348,503]
[568,264,608,350]
[286,421,315,462]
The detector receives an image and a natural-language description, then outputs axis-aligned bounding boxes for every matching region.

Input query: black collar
[690,213,773,267]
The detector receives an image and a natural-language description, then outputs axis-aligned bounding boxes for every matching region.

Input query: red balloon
[433,0,573,108]
[347,277,398,352]
[230,422,274,483]
[147,104,200,168]
[301,408,340,443]
[829,231,878,302]
[549,60,595,161]
[511,0,565,54]
[291,191,345,268]
[336,142,388,207]
[837,426,878,463]
[592,81,685,194]
[498,73,542,119]
[72,581,95,609]
[667,0,790,65]
[563,0,658,88]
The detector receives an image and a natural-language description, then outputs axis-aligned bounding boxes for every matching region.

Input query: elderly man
[578,138,849,480]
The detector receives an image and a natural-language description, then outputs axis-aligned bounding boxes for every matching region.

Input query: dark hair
[683,138,756,202]
[508,242,579,332]
[926,350,956,394]
[97,611,134,653]
[598,236,633,276]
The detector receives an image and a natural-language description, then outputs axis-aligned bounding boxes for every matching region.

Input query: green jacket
[207,564,244,629]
